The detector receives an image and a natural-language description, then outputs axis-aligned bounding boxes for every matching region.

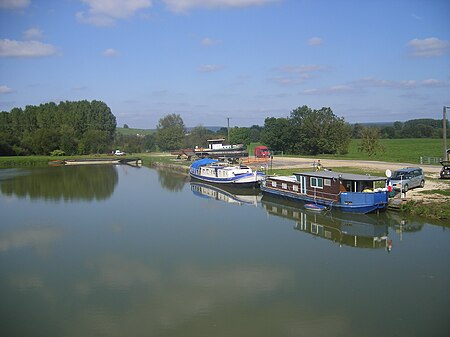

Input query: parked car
[389,167,425,192]
[440,161,450,179]
[114,150,126,156]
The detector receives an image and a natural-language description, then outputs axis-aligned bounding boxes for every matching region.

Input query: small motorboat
[304,203,327,212]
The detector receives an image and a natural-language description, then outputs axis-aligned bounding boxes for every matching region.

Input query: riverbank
[1,154,449,220]
[147,154,450,220]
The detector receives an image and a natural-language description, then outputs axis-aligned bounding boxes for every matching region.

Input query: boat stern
[339,190,389,213]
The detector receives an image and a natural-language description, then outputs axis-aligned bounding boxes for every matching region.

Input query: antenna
[226,117,230,143]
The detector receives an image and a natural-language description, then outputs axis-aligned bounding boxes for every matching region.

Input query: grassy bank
[0,156,52,167]
[400,200,450,220]
[269,138,444,164]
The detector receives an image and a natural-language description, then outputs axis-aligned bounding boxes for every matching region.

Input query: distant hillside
[117,126,223,135]
[116,127,155,136]
[186,126,223,132]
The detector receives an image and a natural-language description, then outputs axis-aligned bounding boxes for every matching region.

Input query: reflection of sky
[0,226,64,254]
[0,166,449,336]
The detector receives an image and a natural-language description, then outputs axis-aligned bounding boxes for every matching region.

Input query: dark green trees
[0,100,116,155]
[262,106,351,155]
[155,113,186,151]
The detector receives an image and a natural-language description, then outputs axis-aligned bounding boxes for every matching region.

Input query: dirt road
[271,156,441,174]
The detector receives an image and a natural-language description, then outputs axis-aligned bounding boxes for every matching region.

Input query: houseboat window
[271,181,277,187]
[310,177,323,188]
[324,179,331,186]
[293,185,299,192]
[282,183,288,189]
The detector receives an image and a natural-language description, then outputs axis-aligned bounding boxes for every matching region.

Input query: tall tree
[184,125,213,148]
[262,117,292,152]
[229,127,250,145]
[358,126,385,157]
[155,113,186,151]
[289,106,351,155]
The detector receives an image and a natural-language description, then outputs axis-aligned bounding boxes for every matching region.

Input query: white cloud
[407,37,450,57]
[103,48,119,57]
[301,85,353,95]
[0,0,30,9]
[354,77,417,89]
[77,0,152,26]
[277,64,325,73]
[0,85,13,94]
[307,37,323,46]
[0,39,57,57]
[201,37,218,46]
[198,64,223,72]
[272,64,326,85]
[23,28,44,40]
[163,0,277,13]
[421,79,450,87]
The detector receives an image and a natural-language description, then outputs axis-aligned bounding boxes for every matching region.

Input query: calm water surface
[0,165,449,337]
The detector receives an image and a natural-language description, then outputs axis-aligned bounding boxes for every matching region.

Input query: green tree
[262,117,292,152]
[155,113,186,151]
[80,130,110,154]
[184,125,213,148]
[144,134,157,151]
[289,106,351,155]
[358,126,385,157]
[229,127,250,145]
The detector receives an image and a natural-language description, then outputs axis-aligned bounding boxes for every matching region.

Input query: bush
[50,149,65,156]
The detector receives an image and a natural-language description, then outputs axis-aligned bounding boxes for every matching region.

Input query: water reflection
[1,167,448,336]
[190,181,262,206]
[0,225,64,254]
[0,166,118,201]
[156,168,188,191]
[262,195,391,250]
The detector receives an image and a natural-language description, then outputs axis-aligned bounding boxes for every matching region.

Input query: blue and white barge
[189,158,265,187]
[261,171,389,214]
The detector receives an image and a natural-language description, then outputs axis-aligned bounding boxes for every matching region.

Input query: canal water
[0,165,448,337]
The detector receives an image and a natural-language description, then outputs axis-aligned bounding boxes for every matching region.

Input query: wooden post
[444,106,448,161]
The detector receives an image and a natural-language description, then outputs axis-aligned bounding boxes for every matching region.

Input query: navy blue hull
[260,185,387,214]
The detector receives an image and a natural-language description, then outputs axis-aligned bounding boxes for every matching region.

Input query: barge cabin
[261,170,389,214]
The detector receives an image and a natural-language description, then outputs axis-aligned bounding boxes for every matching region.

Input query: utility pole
[444,106,449,161]
[226,117,230,144]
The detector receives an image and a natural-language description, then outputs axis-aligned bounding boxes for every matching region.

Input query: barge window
[310,177,323,189]
[324,179,331,187]
[293,185,299,192]
[282,183,288,189]
[271,181,277,187]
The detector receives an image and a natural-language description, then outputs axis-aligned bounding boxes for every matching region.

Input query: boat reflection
[262,195,391,250]
[190,182,262,206]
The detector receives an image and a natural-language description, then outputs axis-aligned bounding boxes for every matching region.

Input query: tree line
[1,100,448,156]
[0,100,116,156]
[352,119,448,139]
[154,106,352,155]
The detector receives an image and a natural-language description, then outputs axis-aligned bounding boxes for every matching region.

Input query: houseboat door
[300,175,306,194]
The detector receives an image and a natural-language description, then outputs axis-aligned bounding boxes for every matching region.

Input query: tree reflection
[0,166,118,201]
[156,169,188,192]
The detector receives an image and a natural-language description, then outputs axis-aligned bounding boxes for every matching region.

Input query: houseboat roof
[191,158,218,169]
[207,138,226,143]
[293,171,386,182]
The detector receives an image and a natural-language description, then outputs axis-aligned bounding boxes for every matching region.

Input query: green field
[277,138,445,164]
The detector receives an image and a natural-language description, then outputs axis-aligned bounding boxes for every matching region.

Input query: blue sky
[0,0,449,128]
